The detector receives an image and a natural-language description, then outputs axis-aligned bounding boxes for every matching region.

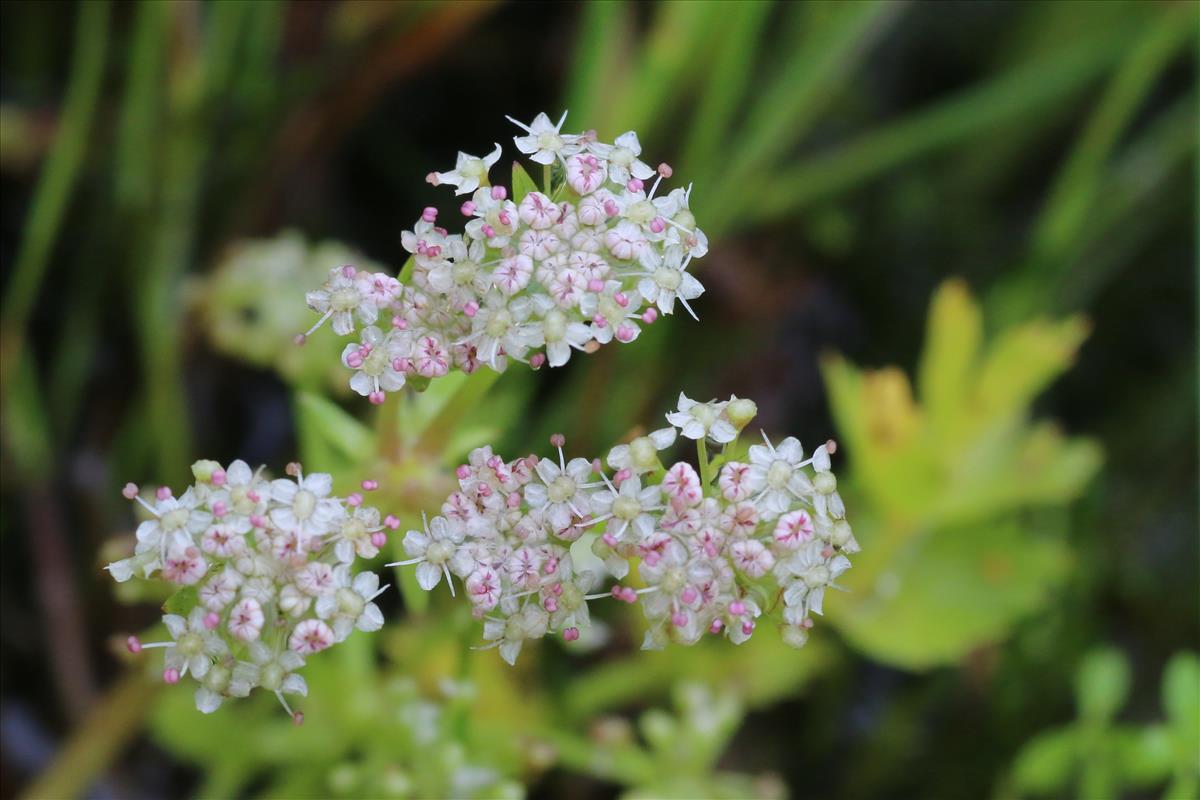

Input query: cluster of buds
[106,461,397,720]
[298,111,708,404]
[391,392,859,663]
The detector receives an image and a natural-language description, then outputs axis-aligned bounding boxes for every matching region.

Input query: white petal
[416,561,442,591]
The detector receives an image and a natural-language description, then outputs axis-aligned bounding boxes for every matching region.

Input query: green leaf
[829,517,1071,669]
[1114,725,1173,787]
[294,391,373,470]
[1075,647,1131,723]
[917,279,981,438]
[512,161,539,205]
[1162,652,1200,756]
[163,585,199,617]
[1011,727,1078,794]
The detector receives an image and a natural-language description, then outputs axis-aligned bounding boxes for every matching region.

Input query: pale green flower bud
[726,396,758,431]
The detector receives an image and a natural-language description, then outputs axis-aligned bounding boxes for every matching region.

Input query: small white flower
[316,566,387,642]
[305,266,377,336]
[638,245,703,319]
[163,608,228,679]
[432,143,503,195]
[589,130,655,185]
[389,514,465,595]
[665,393,736,444]
[607,427,676,474]
[507,111,579,166]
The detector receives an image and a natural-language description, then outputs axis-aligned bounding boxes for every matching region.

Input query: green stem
[542,162,552,193]
[697,438,712,489]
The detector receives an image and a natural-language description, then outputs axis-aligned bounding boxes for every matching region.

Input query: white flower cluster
[106,460,397,720]
[391,392,859,663]
[299,111,708,404]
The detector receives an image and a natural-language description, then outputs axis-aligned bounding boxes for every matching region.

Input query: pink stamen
[602,532,617,547]
[126,635,142,654]
[163,668,180,685]
[643,551,661,567]
[498,210,512,226]
[729,600,746,616]
[627,178,644,193]
[455,464,471,480]
[250,514,267,529]
[616,323,636,343]
[491,186,506,200]
[346,352,364,369]
[347,493,363,507]
[482,224,496,238]
[657,162,673,178]
[392,315,408,330]
[384,515,400,530]
[621,587,638,603]
[529,353,546,369]
[212,501,227,518]
[614,468,632,484]
[603,199,619,217]
[463,300,479,317]
[681,587,698,604]
[587,278,604,292]
[211,469,226,486]
[614,292,629,307]
[361,479,378,491]
[710,619,724,634]
[460,200,476,216]
[247,489,260,503]
[642,308,658,324]
[368,391,386,405]
[421,206,437,223]
[544,597,558,612]
[426,171,440,185]
[371,531,388,548]
[293,333,307,346]
[204,612,220,630]
[477,484,492,498]
[563,627,580,642]
[292,711,305,727]
[550,433,566,448]
[742,621,755,636]
[122,482,139,500]
[341,265,357,278]
[671,611,688,627]
[507,492,521,509]
[156,486,172,501]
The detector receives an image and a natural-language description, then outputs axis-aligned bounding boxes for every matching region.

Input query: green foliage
[1005,649,1200,800]
[556,683,786,799]
[199,233,387,394]
[822,280,1102,668]
[511,161,539,204]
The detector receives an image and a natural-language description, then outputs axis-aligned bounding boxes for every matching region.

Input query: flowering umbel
[390,392,858,663]
[298,112,708,404]
[107,461,394,720]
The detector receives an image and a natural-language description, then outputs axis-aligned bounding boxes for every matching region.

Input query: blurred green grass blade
[3,353,53,481]
[295,391,374,465]
[989,94,1194,323]
[680,0,772,175]
[750,26,1131,226]
[19,673,157,800]
[620,1,724,137]
[711,0,900,226]
[1031,4,1192,266]
[564,1,634,128]
[116,0,168,209]
[1,0,109,377]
